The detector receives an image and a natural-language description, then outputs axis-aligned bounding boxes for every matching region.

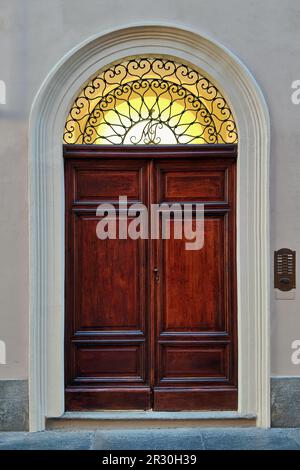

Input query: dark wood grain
[63,144,237,159]
[64,157,151,409]
[64,144,237,411]
[153,157,237,410]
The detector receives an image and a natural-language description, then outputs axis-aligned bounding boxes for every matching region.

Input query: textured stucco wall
[0,0,300,382]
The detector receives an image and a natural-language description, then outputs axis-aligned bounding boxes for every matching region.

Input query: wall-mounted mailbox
[274,248,296,291]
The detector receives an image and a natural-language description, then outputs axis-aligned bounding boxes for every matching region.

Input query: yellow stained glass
[63,57,238,145]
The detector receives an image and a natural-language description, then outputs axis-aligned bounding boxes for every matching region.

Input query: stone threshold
[47,411,256,430]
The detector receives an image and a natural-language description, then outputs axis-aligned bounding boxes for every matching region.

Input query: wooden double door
[64,145,237,411]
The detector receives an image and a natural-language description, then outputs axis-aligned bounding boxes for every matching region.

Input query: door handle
[153,267,160,282]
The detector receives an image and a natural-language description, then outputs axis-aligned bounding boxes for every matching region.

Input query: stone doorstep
[46,411,256,430]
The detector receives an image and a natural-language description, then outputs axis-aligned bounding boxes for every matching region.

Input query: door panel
[158,343,230,380]
[65,158,151,410]
[161,170,227,202]
[153,158,237,410]
[160,216,226,332]
[72,159,146,203]
[74,216,145,331]
[75,344,145,380]
[153,388,237,411]
[75,169,141,202]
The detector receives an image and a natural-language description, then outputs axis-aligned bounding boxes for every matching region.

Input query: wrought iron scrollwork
[63,57,238,145]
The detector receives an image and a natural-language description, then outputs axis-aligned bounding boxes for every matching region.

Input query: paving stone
[286,428,300,447]
[1,428,300,450]
[201,428,300,450]
[0,431,93,450]
[93,428,205,450]
[0,432,29,446]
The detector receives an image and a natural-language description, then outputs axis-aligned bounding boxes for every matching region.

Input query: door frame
[28,25,270,430]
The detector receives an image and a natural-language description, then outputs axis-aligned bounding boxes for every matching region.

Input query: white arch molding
[28,25,270,431]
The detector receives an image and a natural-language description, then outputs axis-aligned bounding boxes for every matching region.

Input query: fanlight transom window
[63,57,238,145]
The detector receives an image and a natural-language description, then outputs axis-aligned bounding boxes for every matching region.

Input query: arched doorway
[29,26,270,430]
[63,56,238,411]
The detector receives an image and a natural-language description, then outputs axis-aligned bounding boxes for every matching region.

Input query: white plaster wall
[0,0,300,379]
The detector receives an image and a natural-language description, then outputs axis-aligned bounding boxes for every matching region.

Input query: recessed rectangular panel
[75,169,141,201]
[161,216,227,332]
[75,344,144,380]
[74,216,146,332]
[159,343,229,382]
[65,388,151,411]
[153,388,238,411]
[161,170,226,202]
